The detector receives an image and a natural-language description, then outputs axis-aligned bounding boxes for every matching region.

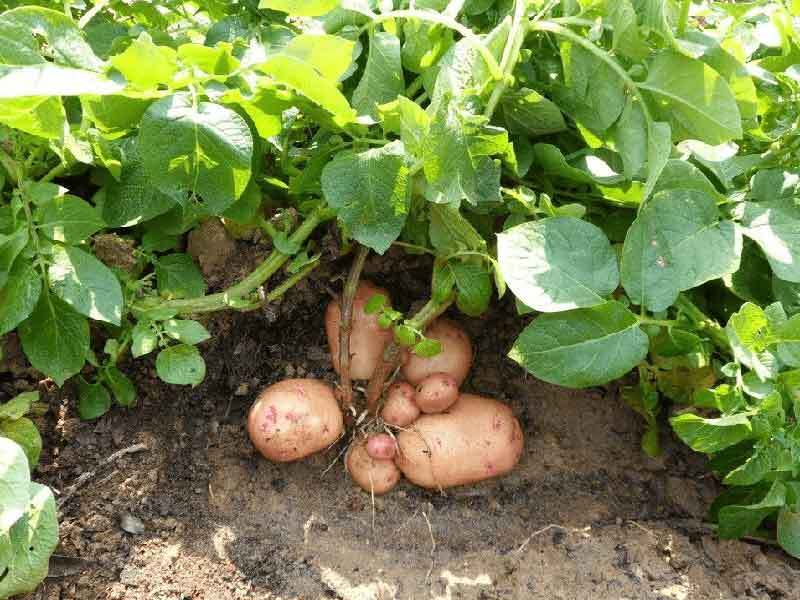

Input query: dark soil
[7,248,800,600]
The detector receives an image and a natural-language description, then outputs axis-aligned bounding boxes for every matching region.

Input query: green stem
[39,162,70,184]
[528,20,653,124]
[265,259,320,303]
[677,0,691,37]
[364,10,503,80]
[673,294,730,352]
[637,317,679,328]
[366,293,455,414]
[134,206,333,315]
[392,241,436,255]
[484,0,528,119]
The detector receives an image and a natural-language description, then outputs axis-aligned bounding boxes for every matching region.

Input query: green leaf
[551,41,626,135]
[428,205,486,254]
[718,480,785,539]
[778,508,800,558]
[258,55,357,127]
[0,6,103,69]
[138,93,254,215]
[0,417,42,467]
[0,479,58,598]
[162,319,211,345]
[0,438,30,532]
[639,52,743,145]
[363,294,387,315]
[18,292,89,386]
[82,96,152,134]
[0,63,123,97]
[621,190,742,311]
[131,321,158,358]
[0,227,28,290]
[652,159,722,198]
[741,197,800,283]
[0,393,37,421]
[670,412,753,454]
[352,31,404,119]
[0,260,41,336]
[38,195,105,243]
[497,217,619,312]
[109,32,177,90]
[104,366,136,408]
[77,380,111,420]
[423,100,501,206]
[102,138,182,228]
[283,33,356,81]
[321,141,410,254]
[509,300,649,388]
[643,120,672,200]
[155,253,206,299]
[450,262,491,317]
[156,344,206,386]
[177,43,239,77]
[259,0,339,16]
[726,303,778,381]
[412,338,443,358]
[774,276,800,316]
[48,245,124,326]
[0,97,65,140]
[500,88,566,137]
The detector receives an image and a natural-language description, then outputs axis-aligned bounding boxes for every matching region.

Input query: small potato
[395,394,523,489]
[347,439,401,495]
[401,319,472,386]
[366,433,396,460]
[247,379,343,462]
[381,382,420,427]
[415,373,459,414]
[326,281,394,380]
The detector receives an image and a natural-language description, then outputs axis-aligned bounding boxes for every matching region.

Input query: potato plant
[0,0,799,588]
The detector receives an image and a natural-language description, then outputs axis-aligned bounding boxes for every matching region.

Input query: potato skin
[247,379,343,462]
[381,382,420,427]
[347,439,401,495]
[326,281,393,380]
[395,394,523,489]
[415,373,459,413]
[366,433,396,460]
[401,319,472,386]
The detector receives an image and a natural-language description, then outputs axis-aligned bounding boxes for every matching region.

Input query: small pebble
[120,513,145,535]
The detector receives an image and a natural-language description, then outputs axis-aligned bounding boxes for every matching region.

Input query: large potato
[326,281,393,380]
[347,439,401,495]
[395,394,523,489]
[401,319,472,386]
[247,379,343,462]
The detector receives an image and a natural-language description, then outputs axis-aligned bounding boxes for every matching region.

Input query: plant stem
[637,317,679,328]
[677,0,691,37]
[133,205,333,315]
[338,245,369,411]
[673,294,731,353]
[365,294,455,414]
[39,162,70,184]
[484,0,527,119]
[265,259,320,303]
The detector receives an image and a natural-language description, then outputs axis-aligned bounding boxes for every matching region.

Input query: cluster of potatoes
[247,282,524,494]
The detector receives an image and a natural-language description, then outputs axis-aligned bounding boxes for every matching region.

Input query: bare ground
[6,251,800,600]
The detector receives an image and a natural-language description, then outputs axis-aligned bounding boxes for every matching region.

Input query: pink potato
[401,319,472,386]
[414,372,459,413]
[247,379,343,462]
[326,281,394,380]
[347,439,401,495]
[394,394,523,489]
[381,382,420,427]
[366,433,397,460]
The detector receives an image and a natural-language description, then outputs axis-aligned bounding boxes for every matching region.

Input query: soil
[7,248,800,600]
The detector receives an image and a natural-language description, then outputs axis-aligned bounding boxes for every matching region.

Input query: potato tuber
[395,394,523,489]
[366,433,397,460]
[414,372,459,413]
[381,382,420,427]
[247,378,343,462]
[347,438,401,495]
[326,281,394,380]
[401,319,472,386]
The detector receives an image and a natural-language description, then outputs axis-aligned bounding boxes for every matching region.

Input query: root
[338,245,369,411]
